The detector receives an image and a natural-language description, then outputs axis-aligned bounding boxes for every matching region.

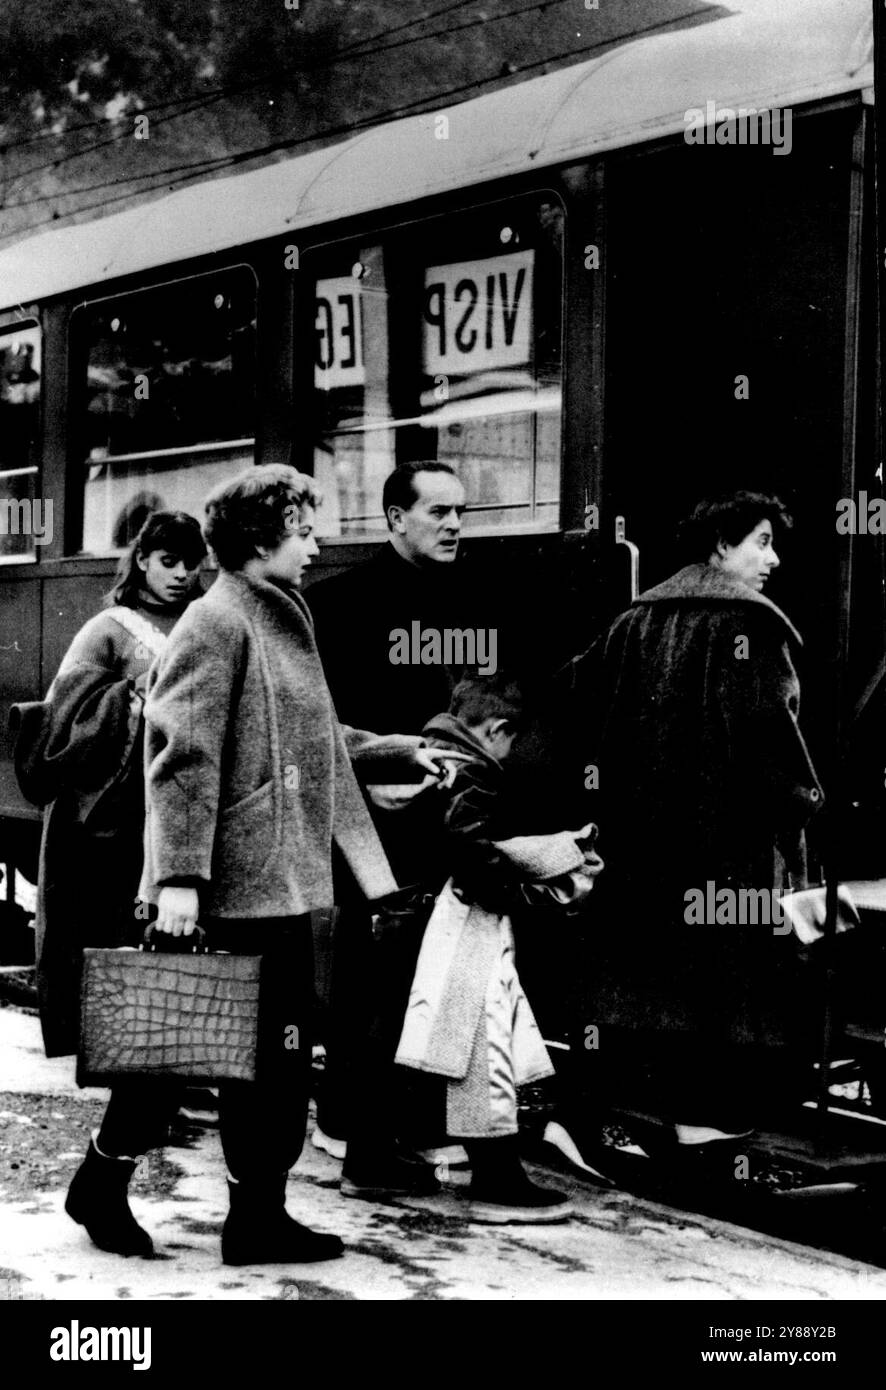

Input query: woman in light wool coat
[67,465,460,1269]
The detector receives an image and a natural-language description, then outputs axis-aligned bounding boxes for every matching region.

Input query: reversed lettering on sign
[315,278,365,389]
[423,251,534,377]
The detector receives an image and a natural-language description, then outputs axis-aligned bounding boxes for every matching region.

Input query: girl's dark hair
[106,510,206,607]
[203,464,321,571]
[679,490,793,562]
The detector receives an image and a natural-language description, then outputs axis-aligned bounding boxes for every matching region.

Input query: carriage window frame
[70,263,258,556]
[303,190,566,541]
[0,316,43,566]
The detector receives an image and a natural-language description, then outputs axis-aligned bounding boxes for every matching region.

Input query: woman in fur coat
[586,494,823,1156]
[591,491,823,1159]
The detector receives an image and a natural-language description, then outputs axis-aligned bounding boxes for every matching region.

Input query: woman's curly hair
[203,465,322,571]
[679,490,792,562]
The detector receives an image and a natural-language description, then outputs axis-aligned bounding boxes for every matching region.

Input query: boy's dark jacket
[419,712,522,907]
[419,712,595,913]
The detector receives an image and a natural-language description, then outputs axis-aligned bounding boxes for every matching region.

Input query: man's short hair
[204,464,321,571]
[382,461,459,530]
[679,490,792,562]
[449,673,525,729]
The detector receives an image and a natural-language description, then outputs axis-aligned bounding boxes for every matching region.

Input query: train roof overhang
[0,0,873,310]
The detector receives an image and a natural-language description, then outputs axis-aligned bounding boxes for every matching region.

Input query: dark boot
[465,1137,573,1224]
[65,1134,154,1258]
[341,1145,441,1200]
[221,1174,345,1266]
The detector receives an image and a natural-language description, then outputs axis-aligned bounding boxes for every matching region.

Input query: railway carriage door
[602,111,873,708]
[600,105,882,888]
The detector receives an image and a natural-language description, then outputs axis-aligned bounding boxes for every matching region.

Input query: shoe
[65,1134,154,1258]
[341,1150,441,1200]
[541,1122,616,1187]
[222,1176,344,1265]
[311,1126,347,1161]
[467,1171,573,1224]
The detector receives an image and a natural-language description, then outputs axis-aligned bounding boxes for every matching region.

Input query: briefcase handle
[141,923,208,954]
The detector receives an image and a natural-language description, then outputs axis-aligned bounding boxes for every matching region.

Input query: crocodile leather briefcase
[77,933,262,1086]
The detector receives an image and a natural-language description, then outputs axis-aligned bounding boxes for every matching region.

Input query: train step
[754,1107,886,1181]
[606,1105,886,1183]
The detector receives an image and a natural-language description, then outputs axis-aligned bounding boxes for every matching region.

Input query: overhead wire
[2,70,495,234]
[0,4,705,242]
[0,0,531,178]
[0,0,488,193]
[0,0,486,154]
[2,0,591,199]
[0,0,594,213]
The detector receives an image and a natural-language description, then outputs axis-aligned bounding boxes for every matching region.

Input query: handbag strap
[105,606,169,661]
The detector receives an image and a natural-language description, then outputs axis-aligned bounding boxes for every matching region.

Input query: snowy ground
[2,1008,886,1302]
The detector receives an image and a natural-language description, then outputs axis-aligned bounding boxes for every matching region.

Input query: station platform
[3,1006,886,1300]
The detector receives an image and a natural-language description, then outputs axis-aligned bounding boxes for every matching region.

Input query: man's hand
[155,886,200,937]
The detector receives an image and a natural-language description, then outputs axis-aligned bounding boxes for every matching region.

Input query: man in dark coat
[305,461,527,1195]
[589,492,823,1145]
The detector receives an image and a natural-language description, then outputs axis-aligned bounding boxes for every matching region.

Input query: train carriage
[0,0,884,1205]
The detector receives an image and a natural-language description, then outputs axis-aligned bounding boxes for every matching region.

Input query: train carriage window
[0,322,41,563]
[73,267,256,553]
[308,195,563,536]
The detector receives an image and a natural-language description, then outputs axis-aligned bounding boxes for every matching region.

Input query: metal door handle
[615,515,640,601]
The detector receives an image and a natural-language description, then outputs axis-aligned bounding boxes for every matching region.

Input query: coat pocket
[214,781,279,887]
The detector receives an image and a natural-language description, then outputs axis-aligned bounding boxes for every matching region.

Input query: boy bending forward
[396,676,602,1223]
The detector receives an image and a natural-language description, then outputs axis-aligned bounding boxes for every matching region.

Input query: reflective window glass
[309,196,563,536]
[74,267,256,553]
[0,322,42,562]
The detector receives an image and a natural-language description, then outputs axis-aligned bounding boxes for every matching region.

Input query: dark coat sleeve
[442,767,598,913]
[11,610,141,808]
[31,617,145,1058]
[304,572,370,727]
[11,671,136,807]
[441,761,524,908]
[716,612,823,836]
